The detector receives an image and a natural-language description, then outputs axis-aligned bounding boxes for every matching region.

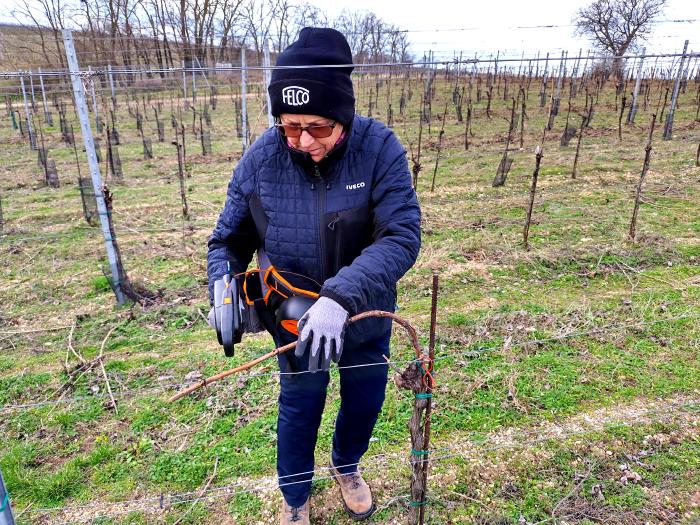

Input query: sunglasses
[275,121,337,139]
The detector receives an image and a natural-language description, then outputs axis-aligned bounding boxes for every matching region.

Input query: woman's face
[279,113,344,163]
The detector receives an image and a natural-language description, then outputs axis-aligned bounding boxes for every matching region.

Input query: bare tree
[6,0,408,73]
[364,12,386,63]
[574,0,666,74]
[334,10,406,63]
[241,0,281,59]
[178,0,192,64]
[268,0,292,52]
[286,2,328,50]
[217,0,245,61]
[191,0,219,65]
[386,26,411,63]
[155,0,177,68]
[77,0,111,65]
[102,0,141,76]
[137,1,165,72]
[12,0,69,68]
[334,9,370,61]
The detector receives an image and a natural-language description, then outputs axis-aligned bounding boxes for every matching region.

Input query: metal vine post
[627,47,646,124]
[0,468,16,525]
[663,40,689,140]
[63,29,125,305]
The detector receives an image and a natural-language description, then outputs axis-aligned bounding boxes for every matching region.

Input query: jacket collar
[280,117,354,178]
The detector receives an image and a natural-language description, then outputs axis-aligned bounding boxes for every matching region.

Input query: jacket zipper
[314,164,328,281]
[329,213,341,273]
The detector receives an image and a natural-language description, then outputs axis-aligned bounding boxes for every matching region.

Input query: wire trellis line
[2,50,699,77]
[1,311,697,413]
[28,396,700,524]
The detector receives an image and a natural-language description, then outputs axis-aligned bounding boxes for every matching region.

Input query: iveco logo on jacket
[281,86,310,106]
[346,182,365,190]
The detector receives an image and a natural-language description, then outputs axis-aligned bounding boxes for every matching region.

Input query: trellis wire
[2,311,697,414]
[0,206,693,254]
[29,396,700,524]
[2,49,697,78]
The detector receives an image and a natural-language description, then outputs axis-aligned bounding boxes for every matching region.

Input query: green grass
[0,74,698,524]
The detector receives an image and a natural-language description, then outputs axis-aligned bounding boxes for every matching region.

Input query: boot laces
[347,472,361,490]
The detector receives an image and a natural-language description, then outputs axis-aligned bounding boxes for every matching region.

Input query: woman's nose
[299,129,315,148]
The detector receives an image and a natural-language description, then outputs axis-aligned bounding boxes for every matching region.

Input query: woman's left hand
[295,297,348,372]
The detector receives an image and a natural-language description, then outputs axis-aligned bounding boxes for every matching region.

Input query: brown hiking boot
[280,497,310,524]
[329,460,376,520]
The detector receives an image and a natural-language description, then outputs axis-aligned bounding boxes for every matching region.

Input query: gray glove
[207,307,216,329]
[295,296,349,373]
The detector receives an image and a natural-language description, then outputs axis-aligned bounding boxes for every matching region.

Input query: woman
[207,27,421,524]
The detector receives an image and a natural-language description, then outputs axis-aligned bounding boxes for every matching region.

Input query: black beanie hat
[269,27,355,126]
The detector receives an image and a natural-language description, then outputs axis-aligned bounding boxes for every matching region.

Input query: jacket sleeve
[207,155,259,304]
[320,131,421,315]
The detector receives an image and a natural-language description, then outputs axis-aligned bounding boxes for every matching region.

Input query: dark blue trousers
[276,330,390,507]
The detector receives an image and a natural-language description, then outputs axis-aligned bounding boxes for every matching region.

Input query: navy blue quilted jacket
[207,115,421,343]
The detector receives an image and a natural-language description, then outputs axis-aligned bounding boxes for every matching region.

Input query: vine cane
[169,310,424,403]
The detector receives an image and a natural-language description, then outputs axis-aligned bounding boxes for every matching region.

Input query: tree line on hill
[6,0,412,71]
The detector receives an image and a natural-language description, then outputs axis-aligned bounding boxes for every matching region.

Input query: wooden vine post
[408,103,424,190]
[519,86,526,149]
[464,97,473,151]
[618,94,626,142]
[572,93,594,179]
[523,146,544,249]
[172,124,190,219]
[392,272,438,524]
[492,98,517,187]
[430,102,449,192]
[419,272,438,524]
[629,114,657,241]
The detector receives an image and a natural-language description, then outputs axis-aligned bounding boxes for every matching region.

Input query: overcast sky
[307,0,699,59]
[0,0,697,60]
